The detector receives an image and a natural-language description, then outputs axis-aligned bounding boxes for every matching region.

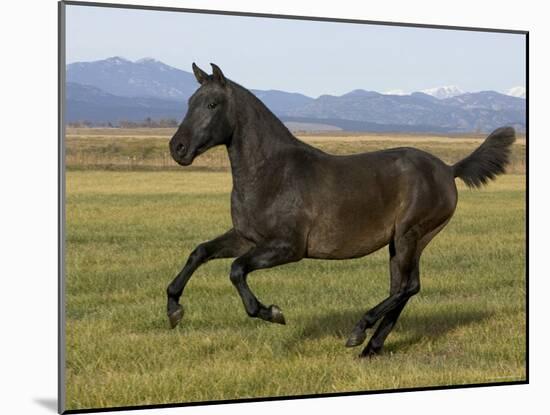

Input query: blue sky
[66,4,526,98]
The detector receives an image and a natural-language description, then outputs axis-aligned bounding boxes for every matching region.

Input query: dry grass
[65,129,526,174]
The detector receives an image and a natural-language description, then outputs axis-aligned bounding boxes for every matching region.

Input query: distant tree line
[67,118,179,128]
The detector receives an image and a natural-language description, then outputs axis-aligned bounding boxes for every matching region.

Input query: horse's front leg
[166,228,253,328]
[229,243,303,325]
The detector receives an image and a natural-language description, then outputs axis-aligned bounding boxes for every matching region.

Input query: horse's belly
[306,218,394,259]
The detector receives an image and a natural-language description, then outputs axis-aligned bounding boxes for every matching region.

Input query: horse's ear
[192,63,208,85]
[210,63,227,87]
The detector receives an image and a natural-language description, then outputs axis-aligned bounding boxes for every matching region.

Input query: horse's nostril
[175,143,186,155]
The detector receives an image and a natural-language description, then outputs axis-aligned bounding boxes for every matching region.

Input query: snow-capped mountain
[420,85,464,99]
[421,85,465,99]
[384,89,409,96]
[66,57,526,133]
[506,86,526,98]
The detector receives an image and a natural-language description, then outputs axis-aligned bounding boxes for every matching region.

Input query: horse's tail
[452,126,516,188]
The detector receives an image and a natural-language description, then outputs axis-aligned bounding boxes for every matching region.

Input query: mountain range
[66,57,526,133]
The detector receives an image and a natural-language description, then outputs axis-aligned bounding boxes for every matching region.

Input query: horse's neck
[226,90,303,186]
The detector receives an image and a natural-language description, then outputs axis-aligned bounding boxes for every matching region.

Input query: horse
[166,63,516,357]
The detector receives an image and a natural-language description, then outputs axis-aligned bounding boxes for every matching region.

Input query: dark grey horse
[166,63,515,357]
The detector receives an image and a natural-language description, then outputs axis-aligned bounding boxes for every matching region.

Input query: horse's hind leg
[359,241,411,356]
[359,256,418,357]
[345,230,420,348]
[361,301,409,357]
[166,229,253,328]
[347,219,451,356]
[359,221,450,356]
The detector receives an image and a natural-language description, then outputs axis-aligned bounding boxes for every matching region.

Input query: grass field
[65,128,526,174]
[64,131,526,411]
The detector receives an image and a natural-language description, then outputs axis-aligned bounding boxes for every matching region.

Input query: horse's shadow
[287,306,492,352]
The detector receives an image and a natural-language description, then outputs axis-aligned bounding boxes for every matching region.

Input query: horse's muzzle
[170,140,193,166]
[175,143,187,158]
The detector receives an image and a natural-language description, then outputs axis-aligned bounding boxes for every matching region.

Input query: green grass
[65,169,526,411]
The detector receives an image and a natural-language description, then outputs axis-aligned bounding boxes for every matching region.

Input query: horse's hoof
[359,345,382,358]
[168,305,184,329]
[269,305,286,325]
[345,331,367,348]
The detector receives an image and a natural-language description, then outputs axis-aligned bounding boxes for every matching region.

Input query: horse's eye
[207,102,217,109]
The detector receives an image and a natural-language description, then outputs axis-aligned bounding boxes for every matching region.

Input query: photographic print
[59,1,527,412]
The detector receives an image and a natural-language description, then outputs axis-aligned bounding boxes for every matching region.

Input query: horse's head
[169,63,235,166]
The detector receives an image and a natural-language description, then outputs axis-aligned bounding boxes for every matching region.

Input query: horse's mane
[223,79,325,157]
[228,80,299,141]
